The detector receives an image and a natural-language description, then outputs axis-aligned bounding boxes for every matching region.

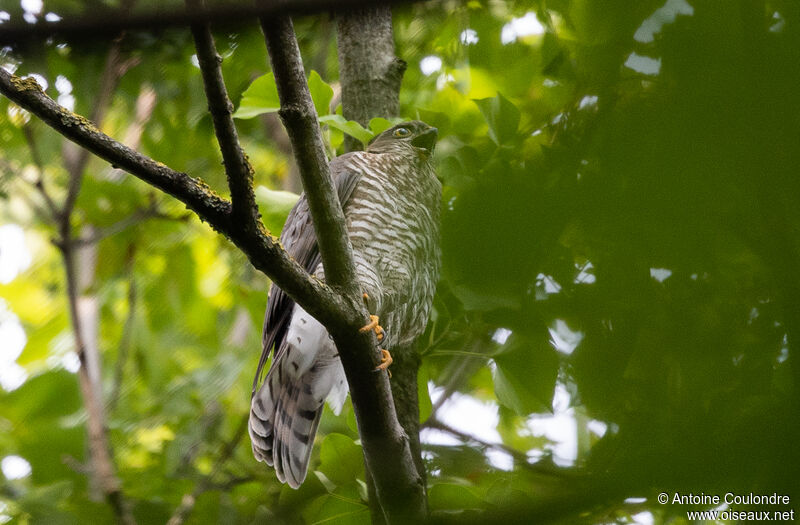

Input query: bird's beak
[411,127,438,153]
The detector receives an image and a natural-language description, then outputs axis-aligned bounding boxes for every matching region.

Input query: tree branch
[259,14,426,523]
[0,0,421,46]
[0,69,351,340]
[21,124,60,221]
[336,6,406,152]
[166,416,249,525]
[187,0,260,229]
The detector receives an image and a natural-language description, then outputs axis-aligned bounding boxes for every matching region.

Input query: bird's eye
[393,127,411,138]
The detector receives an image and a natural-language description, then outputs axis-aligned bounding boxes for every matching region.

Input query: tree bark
[336,6,406,151]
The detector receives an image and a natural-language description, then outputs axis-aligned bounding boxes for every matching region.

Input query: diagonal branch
[0,68,349,348]
[187,0,260,229]
[259,14,426,523]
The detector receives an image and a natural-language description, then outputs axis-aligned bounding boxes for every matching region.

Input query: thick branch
[188,0,260,228]
[336,6,406,152]
[0,0,420,46]
[259,14,426,523]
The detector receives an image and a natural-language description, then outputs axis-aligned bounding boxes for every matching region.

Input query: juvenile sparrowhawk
[249,121,441,488]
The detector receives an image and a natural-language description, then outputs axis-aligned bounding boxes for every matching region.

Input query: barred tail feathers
[249,348,348,488]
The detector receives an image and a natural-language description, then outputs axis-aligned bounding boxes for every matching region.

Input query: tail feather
[249,352,328,488]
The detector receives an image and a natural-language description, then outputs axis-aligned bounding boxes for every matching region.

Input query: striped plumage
[249,121,441,488]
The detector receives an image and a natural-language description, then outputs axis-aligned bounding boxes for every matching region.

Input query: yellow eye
[393,127,411,138]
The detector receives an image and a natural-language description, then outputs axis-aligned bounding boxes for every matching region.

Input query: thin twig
[21,124,61,220]
[108,245,136,412]
[166,416,249,525]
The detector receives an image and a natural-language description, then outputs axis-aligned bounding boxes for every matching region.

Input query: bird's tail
[249,349,347,488]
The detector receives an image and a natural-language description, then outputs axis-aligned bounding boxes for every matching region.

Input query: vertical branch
[258,13,427,523]
[336,6,406,152]
[59,237,136,525]
[336,7,426,518]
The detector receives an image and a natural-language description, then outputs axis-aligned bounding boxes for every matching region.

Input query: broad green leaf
[428,483,484,511]
[318,115,374,145]
[367,117,396,135]
[492,335,558,416]
[255,185,300,234]
[308,70,334,117]
[473,92,520,145]
[318,433,363,486]
[234,72,280,119]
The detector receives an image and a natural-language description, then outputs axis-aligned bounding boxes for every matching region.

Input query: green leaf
[492,335,559,416]
[319,115,374,145]
[318,433,363,487]
[234,72,280,119]
[428,483,484,511]
[255,185,300,234]
[308,70,334,117]
[473,93,520,145]
[367,117,395,135]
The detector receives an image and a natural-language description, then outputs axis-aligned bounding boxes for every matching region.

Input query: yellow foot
[358,314,385,341]
[376,349,393,378]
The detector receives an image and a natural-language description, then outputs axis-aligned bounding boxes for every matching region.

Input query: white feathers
[249,305,350,488]
[284,305,330,378]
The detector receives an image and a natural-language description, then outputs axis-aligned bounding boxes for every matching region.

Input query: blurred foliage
[2,0,800,523]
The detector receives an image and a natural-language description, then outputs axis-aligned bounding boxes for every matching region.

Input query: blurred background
[1,0,799,523]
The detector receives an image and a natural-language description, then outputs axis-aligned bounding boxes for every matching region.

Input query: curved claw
[375,349,393,378]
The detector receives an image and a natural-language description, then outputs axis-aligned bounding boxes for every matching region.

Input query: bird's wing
[251,153,363,396]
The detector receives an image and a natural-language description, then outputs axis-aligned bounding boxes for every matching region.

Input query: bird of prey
[249,121,441,488]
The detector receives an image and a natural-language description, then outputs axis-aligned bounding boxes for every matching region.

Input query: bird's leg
[360,293,391,376]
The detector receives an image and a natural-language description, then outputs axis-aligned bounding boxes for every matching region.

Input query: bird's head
[367,120,438,157]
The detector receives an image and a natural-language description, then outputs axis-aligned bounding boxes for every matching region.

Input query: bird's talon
[359,314,379,333]
[375,349,393,377]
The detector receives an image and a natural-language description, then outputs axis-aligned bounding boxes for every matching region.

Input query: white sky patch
[55,74,72,94]
[44,12,62,22]
[0,11,10,23]
[501,12,545,44]
[419,55,442,76]
[632,511,655,525]
[549,319,583,355]
[625,497,648,504]
[542,78,559,87]
[578,95,598,110]
[0,299,27,392]
[190,54,200,68]
[435,72,454,91]
[624,52,662,75]
[587,419,608,438]
[634,0,694,43]
[536,273,561,298]
[526,383,577,466]
[492,327,512,345]
[460,28,479,45]
[0,225,32,284]
[1,455,31,480]
[649,267,672,282]
[58,93,75,111]
[62,351,81,373]
[423,384,509,468]
[21,0,43,14]
[575,261,596,284]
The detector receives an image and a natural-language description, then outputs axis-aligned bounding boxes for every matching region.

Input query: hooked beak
[411,127,438,153]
